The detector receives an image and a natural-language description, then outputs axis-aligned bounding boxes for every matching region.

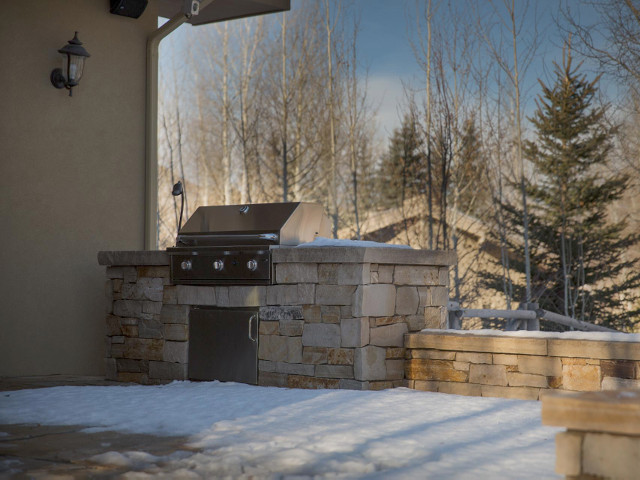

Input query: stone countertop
[542,390,640,435]
[98,250,169,266]
[98,247,456,267]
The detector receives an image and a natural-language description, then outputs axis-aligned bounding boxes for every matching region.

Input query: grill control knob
[247,259,258,271]
[180,260,192,271]
[213,260,224,271]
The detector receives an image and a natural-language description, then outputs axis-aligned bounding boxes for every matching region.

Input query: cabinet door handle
[248,315,257,342]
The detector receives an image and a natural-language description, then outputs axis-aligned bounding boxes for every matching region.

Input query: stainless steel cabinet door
[188,307,258,384]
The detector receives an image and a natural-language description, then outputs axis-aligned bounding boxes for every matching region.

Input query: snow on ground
[0,382,561,479]
[425,328,640,341]
[298,237,412,249]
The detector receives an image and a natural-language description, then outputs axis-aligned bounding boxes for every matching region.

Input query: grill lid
[174,202,331,247]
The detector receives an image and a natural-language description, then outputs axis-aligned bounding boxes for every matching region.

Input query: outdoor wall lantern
[50,32,90,97]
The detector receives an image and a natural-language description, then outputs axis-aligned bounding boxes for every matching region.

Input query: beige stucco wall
[0,1,157,375]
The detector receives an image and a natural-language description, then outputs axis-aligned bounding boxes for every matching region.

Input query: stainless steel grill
[167,202,331,285]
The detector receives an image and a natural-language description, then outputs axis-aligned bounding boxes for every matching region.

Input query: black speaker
[110,0,148,19]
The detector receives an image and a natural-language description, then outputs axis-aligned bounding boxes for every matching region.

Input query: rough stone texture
[318,264,370,285]
[582,432,640,480]
[405,332,547,355]
[600,359,636,379]
[258,360,276,372]
[507,372,548,388]
[338,379,369,390]
[259,335,303,363]
[456,352,492,364]
[302,305,322,323]
[340,318,370,348]
[110,338,163,361]
[355,346,387,381]
[176,285,216,306]
[453,361,470,371]
[316,285,356,306]
[149,361,187,380]
[229,286,266,307]
[106,316,123,336]
[413,380,439,392]
[163,324,188,341]
[405,360,468,383]
[601,377,640,390]
[328,348,354,365]
[518,356,562,376]
[276,263,318,284]
[274,362,315,376]
[259,306,303,321]
[370,323,408,347]
[385,360,404,380]
[548,339,640,361]
[430,287,449,307]
[279,319,304,337]
[395,287,419,315]
[321,305,341,323]
[258,371,288,388]
[259,321,279,335]
[492,354,518,365]
[287,375,340,389]
[353,284,396,317]
[394,266,440,285]
[316,365,354,379]
[423,307,447,329]
[385,348,405,359]
[121,278,164,302]
[410,349,456,360]
[302,347,329,364]
[113,300,143,318]
[562,364,601,391]
[160,305,189,324]
[162,286,177,304]
[469,364,508,386]
[138,318,163,339]
[302,323,341,348]
[554,431,582,477]
[266,285,300,306]
[378,265,394,283]
[163,341,188,363]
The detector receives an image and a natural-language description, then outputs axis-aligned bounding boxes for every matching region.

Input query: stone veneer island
[98,246,455,389]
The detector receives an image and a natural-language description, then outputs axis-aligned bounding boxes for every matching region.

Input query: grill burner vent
[167,202,330,285]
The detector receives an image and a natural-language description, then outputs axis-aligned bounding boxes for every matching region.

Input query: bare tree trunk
[221,24,232,205]
[325,0,340,238]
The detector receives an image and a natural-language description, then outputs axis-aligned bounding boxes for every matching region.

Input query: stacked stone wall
[405,332,640,400]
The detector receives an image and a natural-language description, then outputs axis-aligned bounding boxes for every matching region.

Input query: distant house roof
[158,0,290,26]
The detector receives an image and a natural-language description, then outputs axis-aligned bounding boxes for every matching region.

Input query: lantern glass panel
[68,55,85,83]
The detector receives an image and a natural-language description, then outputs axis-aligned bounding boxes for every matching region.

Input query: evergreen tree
[482,49,640,331]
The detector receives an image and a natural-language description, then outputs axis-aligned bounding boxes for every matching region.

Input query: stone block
[405,359,468,382]
[353,284,396,317]
[275,362,315,376]
[600,360,636,379]
[430,286,448,306]
[123,267,138,283]
[113,300,143,318]
[405,315,425,331]
[106,315,122,336]
[438,267,449,286]
[370,323,408,347]
[258,371,288,388]
[121,324,140,337]
[121,278,164,302]
[117,372,147,384]
[370,271,379,283]
[176,285,216,305]
[456,352,492,364]
[583,432,640,480]
[424,307,447,329]
[518,356,562,376]
[287,336,304,363]
[386,359,404,380]
[105,358,117,380]
[266,285,299,305]
[417,287,430,307]
[321,305,341,323]
[258,360,276,372]
[328,348,354,365]
[562,364,601,391]
[378,265,394,283]
[354,346,387,381]
[111,336,125,344]
[439,382,482,397]
[287,375,340,389]
[469,364,508,386]
[258,335,302,363]
[554,431,582,477]
[340,305,353,319]
[106,266,125,279]
[601,377,640,390]
[111,338,163,361]
[279,319,304,336]
[303,347,329,364]
[112,279,123,293]
[163,324,188,341]
[548,339,640,360]
[297,284,316,304]
[120,317,138,326]
[396,287,419,315]
[507,372,549,388]
[259,321,279,335]
[341,317,370,348]
[410,349,456,360]
[215,286,229,307]
[160,305,190,324]
[493,354,518,365]
[394,265,440,285]
[116,359,148,373]
[163,286,177,304]
[276,263,318,284]
[481,385,540,400]
[338,379,369,390]
[302,323,341,348]
[374,316,404,326]
[229,286,266,307]
[316,285,356,306]
[137,266,170,279]
[259,306,303,321]
[303,305,322,323]
[149,361,187,380]
[139,317,162,339]
[385,348,405,359]
[316,364,354,379]
[413,380,439,392]
[453,362,470,371]
[405,332,547,355]
[142,301,162,315]
[318,263,370,285]
[163,341,188,363]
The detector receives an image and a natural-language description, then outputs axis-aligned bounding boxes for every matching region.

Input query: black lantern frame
[51,32,90,97]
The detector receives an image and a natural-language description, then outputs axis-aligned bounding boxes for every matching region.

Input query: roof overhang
[158,0,290,26]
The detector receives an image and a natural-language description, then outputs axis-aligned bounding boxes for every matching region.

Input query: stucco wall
[0,1,157,375]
